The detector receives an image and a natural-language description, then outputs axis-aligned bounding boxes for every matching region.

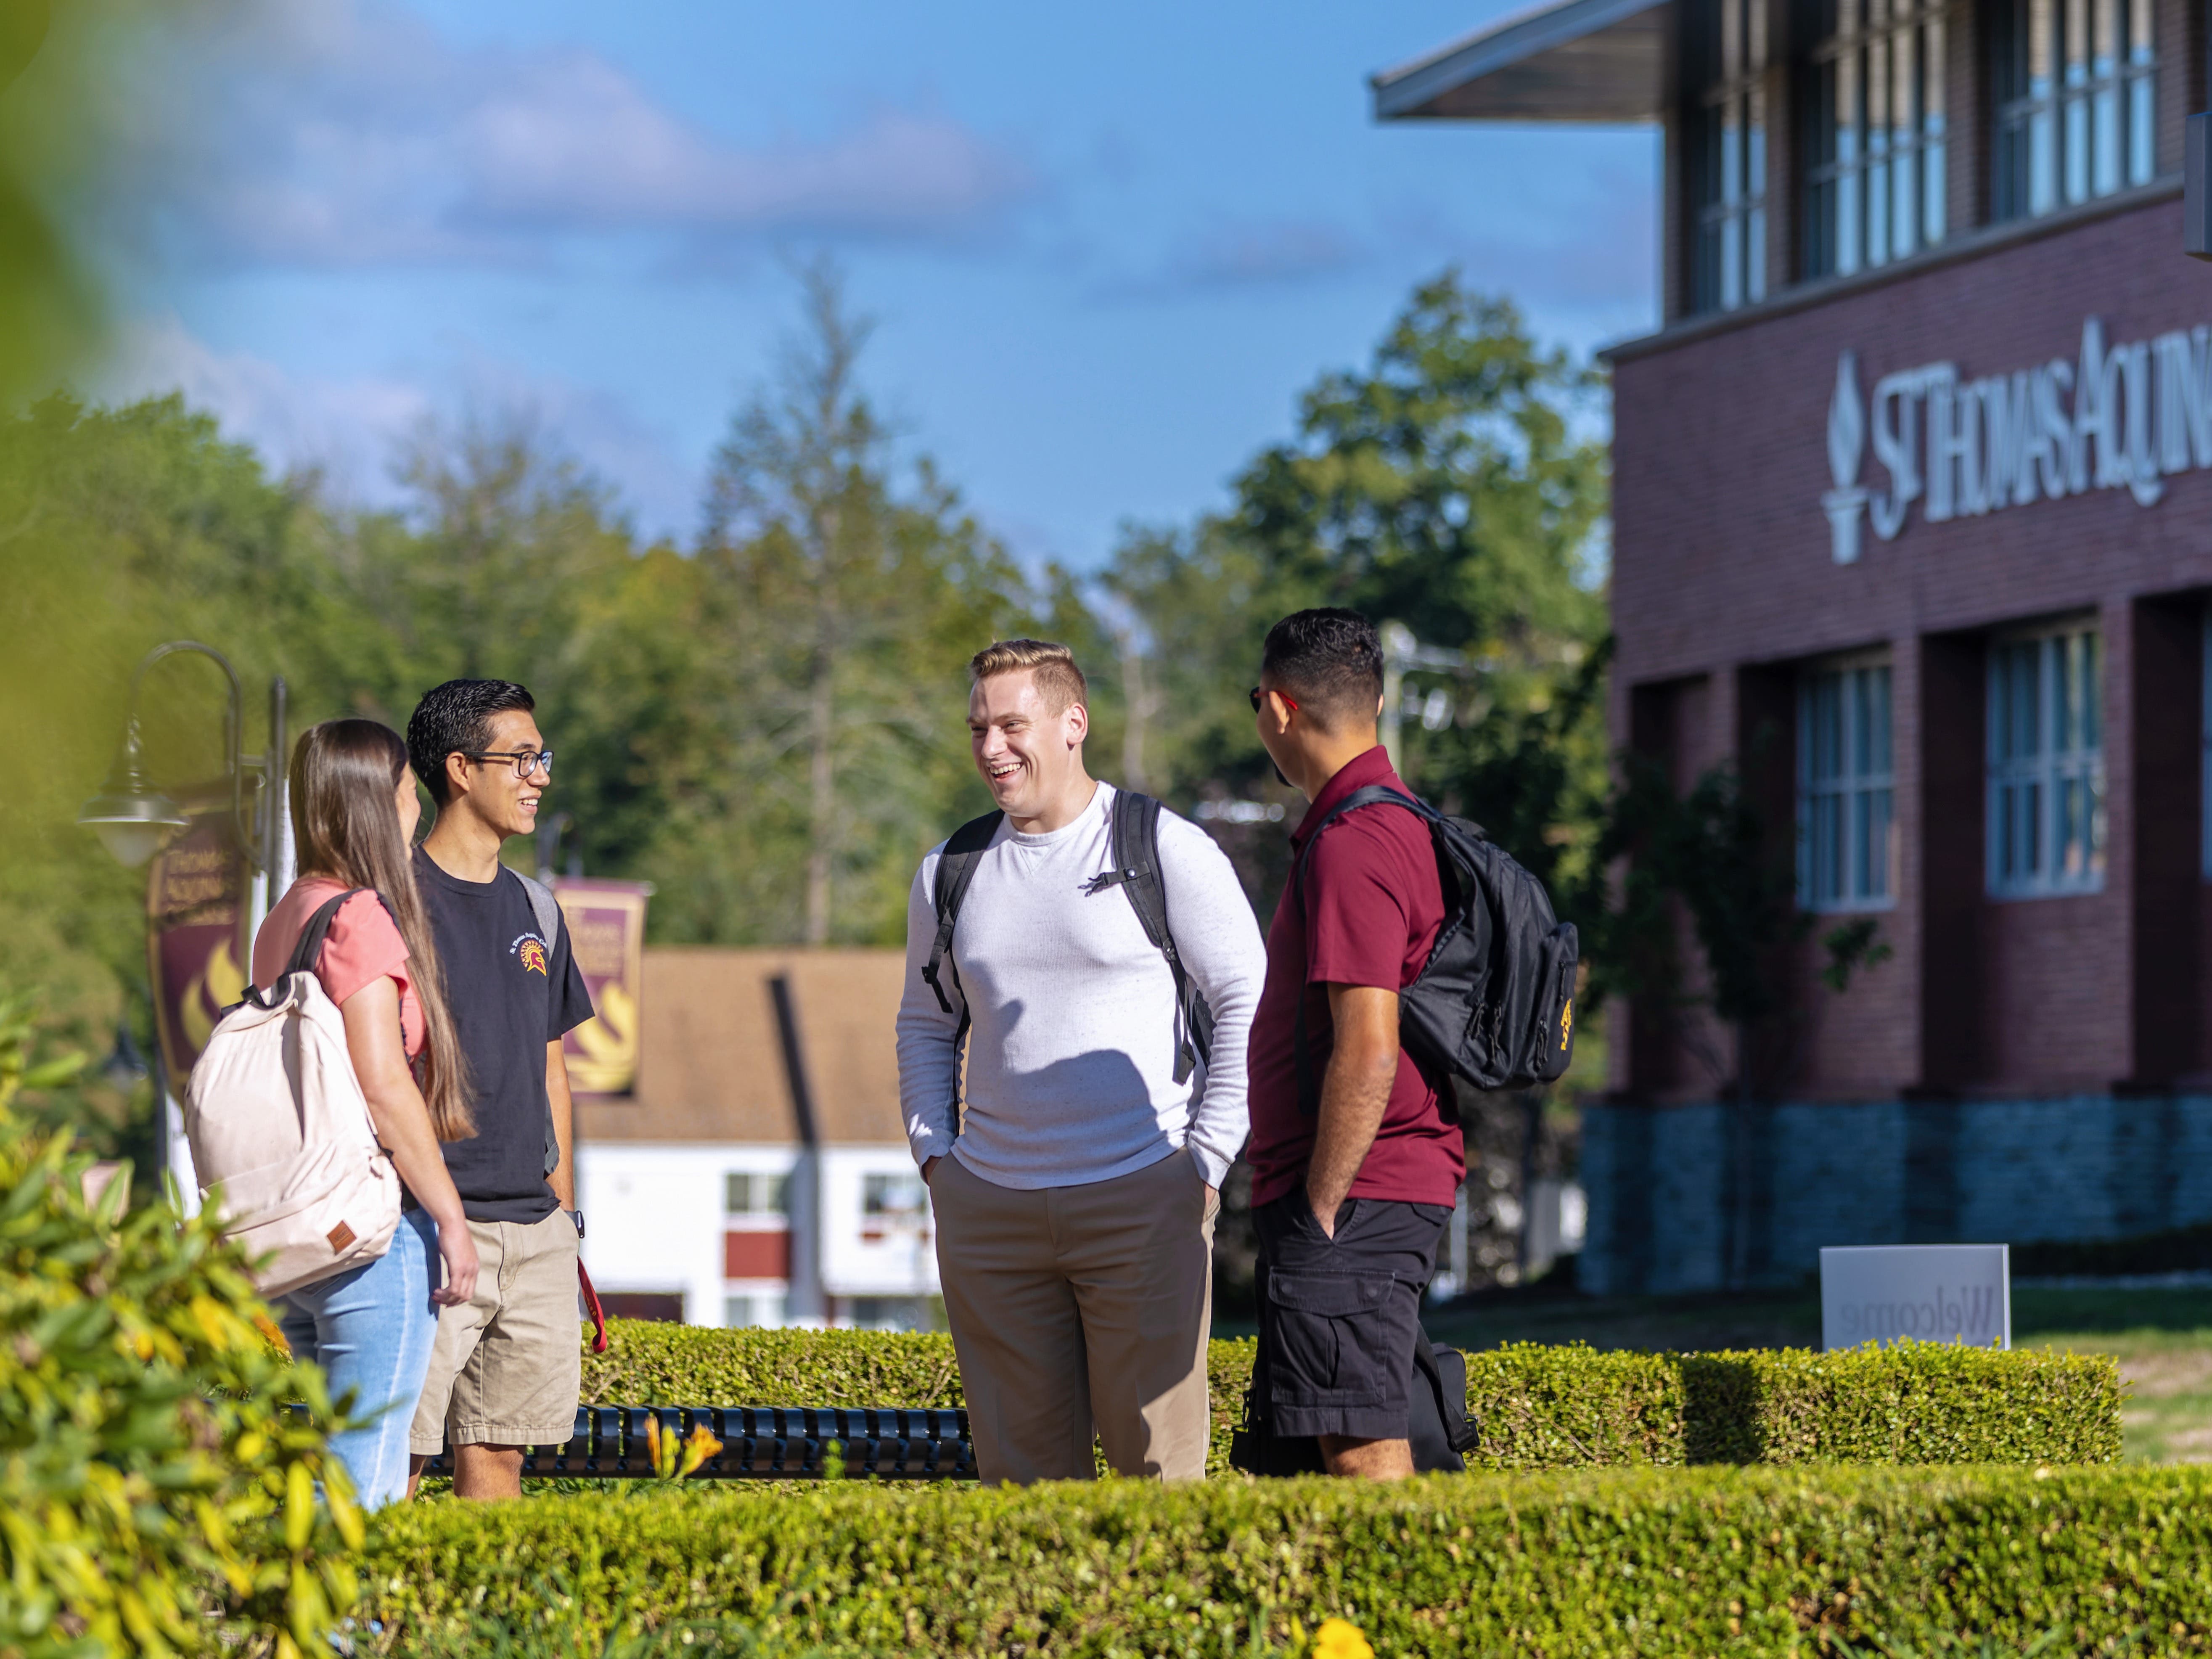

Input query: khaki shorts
[410,1209,582,1455]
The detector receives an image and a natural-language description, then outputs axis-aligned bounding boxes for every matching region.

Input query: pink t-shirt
[251,878,425,1060]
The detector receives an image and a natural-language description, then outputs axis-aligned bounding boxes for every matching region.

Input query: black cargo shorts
[1252,1192,1451,1441]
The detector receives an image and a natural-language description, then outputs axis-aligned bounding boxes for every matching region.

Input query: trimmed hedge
[365,1466,2212,1655]
[580,1321,2123,1471]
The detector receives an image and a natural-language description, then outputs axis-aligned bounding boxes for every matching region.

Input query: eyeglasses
[1248,687,1298,713]
[462,749,555,780]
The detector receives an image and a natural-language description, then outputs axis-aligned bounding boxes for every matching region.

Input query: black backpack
[1292,785,1577,1115]
[1229,1317,1479,1476]
[918,788,1215,1083]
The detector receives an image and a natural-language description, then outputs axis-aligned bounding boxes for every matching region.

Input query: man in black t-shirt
[403,679,594,1502]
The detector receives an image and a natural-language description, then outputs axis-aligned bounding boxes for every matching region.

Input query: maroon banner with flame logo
[553,878,650,1097]
[147,789,249,1084]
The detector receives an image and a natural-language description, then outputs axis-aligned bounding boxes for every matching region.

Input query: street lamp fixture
[75,717,187,869]
[76,641,285,876]
[78,642,290,1215]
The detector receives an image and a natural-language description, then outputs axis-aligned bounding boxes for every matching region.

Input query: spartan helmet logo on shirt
[514,935,549,976]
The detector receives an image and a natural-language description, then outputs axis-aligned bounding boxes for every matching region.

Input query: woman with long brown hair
[250,718,481,1507]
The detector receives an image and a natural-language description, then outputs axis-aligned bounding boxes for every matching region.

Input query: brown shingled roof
[575,948,908,1148]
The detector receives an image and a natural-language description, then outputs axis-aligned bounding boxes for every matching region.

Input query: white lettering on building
[1823,318,2208,564]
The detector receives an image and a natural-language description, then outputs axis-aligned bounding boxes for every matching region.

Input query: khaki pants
[931,1145,1218,1484]
[410,1209,582,1455]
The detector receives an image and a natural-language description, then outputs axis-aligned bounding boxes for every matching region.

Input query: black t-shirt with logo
[413,849,595,1223]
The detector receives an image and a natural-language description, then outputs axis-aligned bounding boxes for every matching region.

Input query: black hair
[406,679,536,805]
[1260,608,1384,731]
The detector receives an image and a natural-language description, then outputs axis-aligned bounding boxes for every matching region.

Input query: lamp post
[77,642,290,1205]
[1379,620,1472,776]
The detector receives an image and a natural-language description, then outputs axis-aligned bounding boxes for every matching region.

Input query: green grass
[1419,1281,2212,1465]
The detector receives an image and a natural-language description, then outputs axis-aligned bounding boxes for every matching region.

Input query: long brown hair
[289,719,476,1142]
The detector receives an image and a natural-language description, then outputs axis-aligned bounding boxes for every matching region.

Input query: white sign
[1821,317,2212,564]
[1819,1244,2010,1351]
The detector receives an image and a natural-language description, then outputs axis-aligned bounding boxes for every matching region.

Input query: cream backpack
[185,889,403,1298]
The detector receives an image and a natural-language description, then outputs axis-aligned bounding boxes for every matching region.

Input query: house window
[862,1172,928,1223]
[1988,622,2104,896]
[1799,658,1896,908]
[1802,0,1948,278]
[1992,0,2154,221]
[725,1171,789,1217]
[722,1295,787,1328]
[1689,0,1769,312]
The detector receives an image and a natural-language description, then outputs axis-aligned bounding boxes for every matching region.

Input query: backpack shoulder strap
[1104,788,1172,954]
[511,870,572,1180]
[1096,789,1209,1082]
[280,888,374,981]
[513,870,563,948]
[920,811,1004,1014]
[1292,786,1434,867]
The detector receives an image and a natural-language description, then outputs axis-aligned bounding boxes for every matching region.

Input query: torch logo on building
[1822,349,1868,566]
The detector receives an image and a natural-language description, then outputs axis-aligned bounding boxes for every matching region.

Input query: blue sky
[101,0,1656,568]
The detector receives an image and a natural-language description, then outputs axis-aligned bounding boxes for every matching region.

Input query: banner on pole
[553,877,650,1097]
[146,788,249,1085]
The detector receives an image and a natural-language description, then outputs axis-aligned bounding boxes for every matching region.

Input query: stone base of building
[1580,1095,2212,1296]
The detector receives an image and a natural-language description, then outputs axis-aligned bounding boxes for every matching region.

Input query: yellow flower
[1313,1617,1374,1659]
[676,1424,724,1479]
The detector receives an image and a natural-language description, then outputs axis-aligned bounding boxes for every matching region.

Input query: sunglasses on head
[1248,686,1298,713]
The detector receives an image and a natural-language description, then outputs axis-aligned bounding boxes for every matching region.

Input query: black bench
[417,1405,976,1481]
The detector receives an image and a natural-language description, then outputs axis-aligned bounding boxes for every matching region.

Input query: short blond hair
[968,638,1089,714]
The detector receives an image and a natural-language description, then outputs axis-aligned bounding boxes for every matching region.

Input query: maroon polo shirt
[1245,745,1465,1209]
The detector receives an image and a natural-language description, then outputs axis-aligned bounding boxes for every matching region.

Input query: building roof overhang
[1371,0,1671,124]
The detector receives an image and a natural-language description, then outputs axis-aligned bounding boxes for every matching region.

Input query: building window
[1988,622,2104,897]
[725,1171,789,1217]
[1689,0,1768,312]
[862,1172,928,1223]
[1799,658,1896,909]
[722,1294,787,1328]
[1803,0,1948,277]
[1993,0,2154,221]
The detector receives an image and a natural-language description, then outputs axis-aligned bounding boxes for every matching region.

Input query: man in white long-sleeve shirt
[897,638,1266,1484]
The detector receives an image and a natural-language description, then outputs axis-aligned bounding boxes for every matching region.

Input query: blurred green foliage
[0,993,357,1656]
[0,0,98,405]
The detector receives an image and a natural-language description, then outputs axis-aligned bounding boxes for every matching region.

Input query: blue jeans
[279,1208,439,1509]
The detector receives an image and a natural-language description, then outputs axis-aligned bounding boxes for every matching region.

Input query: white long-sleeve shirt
[896,781,1266,1190]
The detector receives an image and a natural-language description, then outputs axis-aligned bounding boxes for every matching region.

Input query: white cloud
[96,315,701,539]
[131,0,1037,272]
[98,315,433,500]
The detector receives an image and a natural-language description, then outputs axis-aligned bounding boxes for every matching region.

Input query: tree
[1228,273,1607,658]
[683,261,1029,946]
[1091,271,1614,916]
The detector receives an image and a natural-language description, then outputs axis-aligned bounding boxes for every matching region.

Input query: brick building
[1382,0,2212,1291]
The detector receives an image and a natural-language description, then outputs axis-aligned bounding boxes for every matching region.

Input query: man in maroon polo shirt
[1246,607,1464,1481]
